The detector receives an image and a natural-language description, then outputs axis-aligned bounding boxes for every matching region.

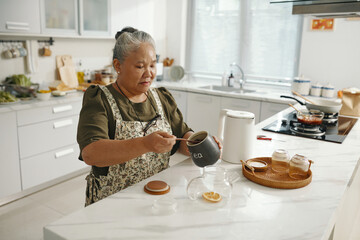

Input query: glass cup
[271,149,290,173]
[289,154,310,179]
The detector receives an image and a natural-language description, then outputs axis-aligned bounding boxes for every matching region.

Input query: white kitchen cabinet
[41,0,110,36]
[0,0,41,34]
[21,144,83,189]
[16,100,87,191]
[0,111,22,198]
[260,102,288,122]
[79,0,111,36]
[18,115,79,159]
[221,96,261,124]
[40,0,78,35]
[187,93,221,136]
[169,89,187,121]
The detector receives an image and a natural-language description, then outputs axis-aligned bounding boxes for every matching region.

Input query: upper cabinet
[0,0,41,34]
[0,0,111,37]
[79,0,111,36]
[41,0,78,35]
[41,0,110,37]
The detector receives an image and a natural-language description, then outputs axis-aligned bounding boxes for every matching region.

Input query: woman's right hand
[143,131,176,153]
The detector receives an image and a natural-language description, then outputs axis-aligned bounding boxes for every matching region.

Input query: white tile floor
[1,156,360,240]
[0,173,87,240]
[0,155,186,240]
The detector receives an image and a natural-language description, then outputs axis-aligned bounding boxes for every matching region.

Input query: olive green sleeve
[77,85,111,154]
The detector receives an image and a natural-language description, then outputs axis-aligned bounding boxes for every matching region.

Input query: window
[187,0,303,85]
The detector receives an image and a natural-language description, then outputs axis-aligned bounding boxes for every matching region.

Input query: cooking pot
[280,95,342,113]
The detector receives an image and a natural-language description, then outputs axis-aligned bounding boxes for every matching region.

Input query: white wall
[165,0,188,67]
[298,17,360,91]
[110,0,167,60]
[0,37,114,88]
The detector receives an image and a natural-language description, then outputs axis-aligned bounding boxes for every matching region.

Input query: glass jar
[271,149,290,173]
[289,154,311,179]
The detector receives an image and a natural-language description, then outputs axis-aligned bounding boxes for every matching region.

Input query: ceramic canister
[292,76,311,95]
[310,82,322,97]
[321,84,335,98]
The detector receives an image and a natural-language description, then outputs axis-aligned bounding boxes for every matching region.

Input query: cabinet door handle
[55,148,74,158]
[6,21,30,31]
[53,105,73,113]
[53,119,73,129]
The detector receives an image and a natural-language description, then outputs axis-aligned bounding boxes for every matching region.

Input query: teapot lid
[226,110,254,119]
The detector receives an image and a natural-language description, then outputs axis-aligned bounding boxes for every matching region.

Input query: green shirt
[77,84,191,160]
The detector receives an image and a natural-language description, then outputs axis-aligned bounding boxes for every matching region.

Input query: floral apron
[85,86,172,206]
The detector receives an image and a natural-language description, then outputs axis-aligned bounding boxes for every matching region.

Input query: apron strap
[150,88,165,119]
[99,85,122,121]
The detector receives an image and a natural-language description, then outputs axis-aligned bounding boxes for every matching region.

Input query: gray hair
[113,28,156,63]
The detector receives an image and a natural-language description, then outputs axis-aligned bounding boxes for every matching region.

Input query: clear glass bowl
[297,109,324,125]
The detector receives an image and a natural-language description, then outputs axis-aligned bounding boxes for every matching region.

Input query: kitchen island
[43,107,360,240]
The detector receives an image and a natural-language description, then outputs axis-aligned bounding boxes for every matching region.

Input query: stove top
[262,111,358,143]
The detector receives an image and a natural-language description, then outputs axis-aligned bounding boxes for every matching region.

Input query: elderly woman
[77,27,193,206]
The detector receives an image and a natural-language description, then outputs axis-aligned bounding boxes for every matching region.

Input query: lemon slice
[202,191,222,203]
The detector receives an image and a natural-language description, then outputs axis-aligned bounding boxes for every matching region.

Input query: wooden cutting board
[58,56,78,88]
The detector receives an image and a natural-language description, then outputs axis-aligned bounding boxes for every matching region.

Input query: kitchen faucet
[229,62,246,91]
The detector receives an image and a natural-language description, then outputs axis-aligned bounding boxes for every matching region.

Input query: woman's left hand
[212,136,222,151]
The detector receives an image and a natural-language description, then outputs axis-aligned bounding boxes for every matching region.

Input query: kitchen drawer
[18,115,79,159]
[17,101,82,126]
[20,144,86,190]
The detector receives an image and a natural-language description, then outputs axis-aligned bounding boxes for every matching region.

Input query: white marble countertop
[0,92,83,113]
[43,107,360,240]
[153,79,297,104]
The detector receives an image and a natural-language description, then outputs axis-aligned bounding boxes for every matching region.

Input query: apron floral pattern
[85,86,173,206]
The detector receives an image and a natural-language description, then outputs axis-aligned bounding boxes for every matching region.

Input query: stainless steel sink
[200,85,256,94]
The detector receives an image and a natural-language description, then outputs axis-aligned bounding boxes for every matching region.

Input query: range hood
[271,0,360,18]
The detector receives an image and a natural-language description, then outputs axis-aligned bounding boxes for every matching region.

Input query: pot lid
[226,110,255,119]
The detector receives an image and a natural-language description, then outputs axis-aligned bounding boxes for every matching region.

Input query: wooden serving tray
[242,157,312,189]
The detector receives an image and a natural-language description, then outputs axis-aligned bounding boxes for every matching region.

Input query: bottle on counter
[76,60,84,84]
[228,72,234,87]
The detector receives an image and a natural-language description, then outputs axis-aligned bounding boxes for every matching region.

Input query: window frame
[185,0,304,87]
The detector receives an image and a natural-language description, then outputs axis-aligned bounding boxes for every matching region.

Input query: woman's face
[115,42,157,96]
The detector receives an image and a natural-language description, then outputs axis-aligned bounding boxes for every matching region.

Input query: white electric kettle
[218,109,255,164]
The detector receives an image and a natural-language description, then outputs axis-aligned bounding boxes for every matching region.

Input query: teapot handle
[217,109,230,142]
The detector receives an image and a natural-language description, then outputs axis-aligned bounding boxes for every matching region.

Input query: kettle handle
[217,109,230,142]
